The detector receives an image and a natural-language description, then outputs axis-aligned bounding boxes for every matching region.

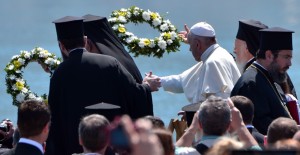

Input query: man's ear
[59,41,69,57]
[83,36,88,47]
[265,50,274,60]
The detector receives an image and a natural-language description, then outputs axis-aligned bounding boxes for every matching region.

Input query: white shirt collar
[19,138,44,153]
[253,61,267,70]
[201,43,219,61]
[69,47,86,54]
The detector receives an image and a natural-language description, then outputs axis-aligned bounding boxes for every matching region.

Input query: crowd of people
[0,14,300,155]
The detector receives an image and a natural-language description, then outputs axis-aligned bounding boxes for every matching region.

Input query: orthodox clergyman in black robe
[231,27,294,135]
[46,16,159,155]
[82,14,143,84]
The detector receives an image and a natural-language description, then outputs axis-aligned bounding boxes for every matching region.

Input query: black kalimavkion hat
[236,19,268,56]
[53,16,84,40]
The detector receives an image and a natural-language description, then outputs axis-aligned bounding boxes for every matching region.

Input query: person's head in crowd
[18,99,51,144]
[234,19,268,73]
[152,129,174,155]
[267,117,298,144]
[256,27,293,84]
[269,139,300,151]
[205,137,244,155]
[230,95,254,125]
[78,114,110,154]
[143,115,165,129]
[198,95,231,136]
[53,16,86,60]
[292,130,300,142]
[188,22,217,62]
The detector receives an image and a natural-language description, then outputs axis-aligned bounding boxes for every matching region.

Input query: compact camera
[109,118,131,153]
[0,119,10,141]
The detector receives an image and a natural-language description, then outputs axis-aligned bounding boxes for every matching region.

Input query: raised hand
[178,24,190,44]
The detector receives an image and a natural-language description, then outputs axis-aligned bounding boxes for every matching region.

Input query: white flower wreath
[4,47,61,107]
[108,6,182,58]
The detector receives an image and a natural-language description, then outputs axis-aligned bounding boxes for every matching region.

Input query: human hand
[178,24,190,44]
[227,98,245,132]
[143,72,161,92]
[121,115,163,155]
[37,60,50,73]
[0,119,14,140]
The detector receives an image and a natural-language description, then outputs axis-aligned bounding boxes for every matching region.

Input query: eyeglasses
[276,54,292,60]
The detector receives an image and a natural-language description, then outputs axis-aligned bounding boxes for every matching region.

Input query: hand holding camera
[0,119,14,143]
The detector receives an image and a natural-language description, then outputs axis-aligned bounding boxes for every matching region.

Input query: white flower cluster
[5,47,61,106]
[108,6,181,58]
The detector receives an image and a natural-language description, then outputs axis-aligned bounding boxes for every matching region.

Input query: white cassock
[160,44,241,104]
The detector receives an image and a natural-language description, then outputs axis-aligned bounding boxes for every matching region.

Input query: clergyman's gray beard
[269,62,287,84]
[236,62,246,74]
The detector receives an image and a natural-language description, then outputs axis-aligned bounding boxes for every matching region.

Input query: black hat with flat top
[236,19,268,56]
[181,102,201,127]
[259,27,294,50]
[53,16,84,40]
[85,102,121,122]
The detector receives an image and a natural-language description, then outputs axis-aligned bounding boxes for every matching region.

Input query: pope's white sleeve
[160,75,184,93]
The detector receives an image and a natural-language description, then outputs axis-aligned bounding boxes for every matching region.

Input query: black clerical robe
[231,62,291,135]
[45,49,153,155]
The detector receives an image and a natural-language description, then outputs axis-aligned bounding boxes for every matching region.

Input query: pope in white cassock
[152,22,241,104]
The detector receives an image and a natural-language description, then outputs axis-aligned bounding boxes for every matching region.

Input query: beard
[269,61,287,84]
[236,61,247,74]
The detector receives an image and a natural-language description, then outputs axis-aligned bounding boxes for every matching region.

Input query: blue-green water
[1,0,300,127]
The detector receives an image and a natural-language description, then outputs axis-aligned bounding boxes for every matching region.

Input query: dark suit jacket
[247,127,264,144]
[3,143,42,155]
[231,62,290,135]
[46,49,153,155]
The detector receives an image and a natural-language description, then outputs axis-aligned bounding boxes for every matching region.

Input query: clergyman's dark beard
[269,61,287,84]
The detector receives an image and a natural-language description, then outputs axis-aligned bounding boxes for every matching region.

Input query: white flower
[126,12,131,18]
[170,25,176,31]
[149,40,155,48]
[138,40,146,48]
[45,58,55,65]
[55,60,61,65]
[170,31,177,40]
[160,23,169,31]
[152,18,162,27]
[17,58,25,65]
[15,70,21,74]
[9,75,15,80]
[134,7,140,10]
[167,39,173,45]
[16,93,26,102]
[125,32,134,36]
[36,97,43,102]
[108,17,117,23]
[12,55,19,59]
[21,87,28,93]
[118,16,127,23]
[28,93,36,99]
[126,37,134,43]
[120,8,127,12]
[8,65,14,70]
[12,85,17,91]
[142,12,150,21]
[112,25,118,30]
[164,20,171,25]
[133,11,139,16]
[158,40,167,49]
